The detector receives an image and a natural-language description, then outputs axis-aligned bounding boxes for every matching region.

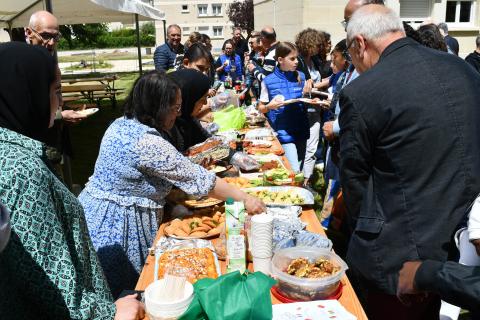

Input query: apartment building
[254,0,480,57]
[154,0,236,54]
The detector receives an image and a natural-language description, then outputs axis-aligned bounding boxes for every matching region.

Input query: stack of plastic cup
[250,213,273,275]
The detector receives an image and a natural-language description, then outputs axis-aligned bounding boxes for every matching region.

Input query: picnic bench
[61,75,124,108]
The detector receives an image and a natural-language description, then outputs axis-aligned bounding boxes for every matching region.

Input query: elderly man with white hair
[338,4,480,319]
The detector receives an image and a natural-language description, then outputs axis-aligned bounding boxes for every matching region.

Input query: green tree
[227,0,254,34]
[140,22,155,36]
[59,23,108,49]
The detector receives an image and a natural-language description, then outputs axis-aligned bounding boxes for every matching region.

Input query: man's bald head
[27,11,59,53]
[260,26,276,50]
[344,0,385,23]
[29,11,58,30]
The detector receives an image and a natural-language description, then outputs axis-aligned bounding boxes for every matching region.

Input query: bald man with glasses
[26,11,61,54]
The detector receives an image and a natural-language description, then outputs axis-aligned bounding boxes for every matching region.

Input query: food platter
[183,197,223,208]
[153,238,222,283]
[239,154,287,180]
[243,186,314,206]
[168,189,223,208]
[163,210,225,239]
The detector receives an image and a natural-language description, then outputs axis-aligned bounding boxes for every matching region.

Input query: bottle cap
[226,197,234,205]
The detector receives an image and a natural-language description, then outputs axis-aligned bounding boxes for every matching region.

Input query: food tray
[271,247,348,301]
[239,154,287,180]
[168,189,223,208]
[242,186,314,206]
[154,238,222,282]
[163,210,225,240]
[187,137,230,164]
[244,128,275,141]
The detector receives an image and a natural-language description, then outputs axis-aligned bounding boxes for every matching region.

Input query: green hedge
[58,23,156,50]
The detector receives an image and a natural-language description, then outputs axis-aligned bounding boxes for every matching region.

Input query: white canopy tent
[0,0,164,28]
[0,0,166,73]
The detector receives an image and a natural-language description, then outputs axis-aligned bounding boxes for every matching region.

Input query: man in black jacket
[339,5,480,319]
[465,35,480,74]
[397,261,480,317]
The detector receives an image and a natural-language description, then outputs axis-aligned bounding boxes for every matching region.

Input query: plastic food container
[144,279,194,320]
[270,247,348,301]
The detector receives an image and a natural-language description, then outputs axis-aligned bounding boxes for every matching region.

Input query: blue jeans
[282,140,307,173]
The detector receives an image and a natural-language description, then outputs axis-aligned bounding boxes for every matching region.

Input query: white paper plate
[209,165,227,173]
[75,108,99,117]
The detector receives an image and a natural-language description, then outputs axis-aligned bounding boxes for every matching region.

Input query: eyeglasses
[343,39,354,59]
[31,28,61,43]
[171,103,182,113]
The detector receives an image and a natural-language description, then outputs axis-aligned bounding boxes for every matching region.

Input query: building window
[181,4,188,12]
[212,4,222,16]
[198,26,209,34]
[182,27,190,35]
[198,4,208,16]
[400,0,431,21]
[213,26,223,37]
[446,1,474,23]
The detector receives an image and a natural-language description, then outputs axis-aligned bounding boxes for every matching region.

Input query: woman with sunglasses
[79,71,265,298]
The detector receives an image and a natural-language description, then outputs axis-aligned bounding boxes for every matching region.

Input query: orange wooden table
[136,212,367,319]
[136,127,367,319]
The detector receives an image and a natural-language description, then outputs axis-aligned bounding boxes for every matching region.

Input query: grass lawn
[67,72,140,186]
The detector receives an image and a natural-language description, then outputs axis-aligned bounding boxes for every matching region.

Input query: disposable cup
[251,213,273,224]
[145,280,194,320]
[253,256,272,275]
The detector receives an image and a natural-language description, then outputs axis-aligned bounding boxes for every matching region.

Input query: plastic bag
[204,122,220,135]
[178,271,276,320]
[210,92,230,111]
[213,105,246,132]
[230,152,260,171]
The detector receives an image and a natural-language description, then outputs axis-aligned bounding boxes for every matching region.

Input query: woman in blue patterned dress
[78,71,265,297]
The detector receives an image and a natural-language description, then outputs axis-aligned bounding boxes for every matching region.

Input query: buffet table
[135,127,368,320]
[136,208,367,319]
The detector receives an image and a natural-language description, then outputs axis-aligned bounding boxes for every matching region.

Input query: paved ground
[59,58,155,74]
[58,47,155,57]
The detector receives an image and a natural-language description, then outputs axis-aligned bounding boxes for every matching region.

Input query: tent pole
[45,0,52,13]
[135,14,143,76]
[163,20,167,43]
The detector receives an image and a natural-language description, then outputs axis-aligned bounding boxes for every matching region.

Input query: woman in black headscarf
[0,43,55,141]
[169,68,212,152]
[0,42,144,319]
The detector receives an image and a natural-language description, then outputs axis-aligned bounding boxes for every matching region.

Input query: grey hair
[347,5,404,43]
[476,35,480,48]
[167,24,181,33]
[438,22,448,34]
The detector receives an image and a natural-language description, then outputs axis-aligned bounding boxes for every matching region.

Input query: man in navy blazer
[339,5,480,319]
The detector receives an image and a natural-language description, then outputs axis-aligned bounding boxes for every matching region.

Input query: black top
[339,37,480,294]
[0,42,55,143]
[465,51,480,74]
[445,35,459,55]
[415,260,480,314]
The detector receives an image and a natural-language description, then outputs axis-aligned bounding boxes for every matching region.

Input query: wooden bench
[62,83,124,108]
